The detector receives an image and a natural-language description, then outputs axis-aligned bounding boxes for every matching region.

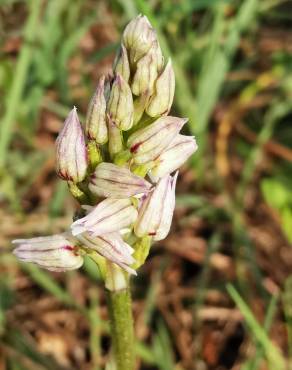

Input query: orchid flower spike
[12,14,197,282]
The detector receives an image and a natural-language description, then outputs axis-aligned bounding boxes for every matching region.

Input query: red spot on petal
[130,142,141,153]
[63,245,74,251]
[58,170,73,181]
[148,232,156,236]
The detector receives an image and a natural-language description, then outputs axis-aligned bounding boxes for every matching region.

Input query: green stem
[106,285,135,370]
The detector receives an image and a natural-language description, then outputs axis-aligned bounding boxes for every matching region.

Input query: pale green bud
[107,116,123,159]
[146,59,175,117]
[131,41,164,96]
[87,140,103,170]
[85,76,108,144]
[113,44,130,82]
[122,14,157,64]
[107,74,134,131]
[104,74,113,101]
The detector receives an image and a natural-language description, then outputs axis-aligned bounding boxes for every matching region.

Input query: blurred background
[0,0,292,369]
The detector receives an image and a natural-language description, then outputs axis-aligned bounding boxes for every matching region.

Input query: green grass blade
[283,276,292,360]
[0,0,42,168]
[227,284,285,370]
[21,264,83,311]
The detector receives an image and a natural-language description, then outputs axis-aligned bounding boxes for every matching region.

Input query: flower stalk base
[106,285,135,370]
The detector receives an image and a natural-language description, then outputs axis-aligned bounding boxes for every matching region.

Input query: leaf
[261,178,291,210]
[281,207,292,243]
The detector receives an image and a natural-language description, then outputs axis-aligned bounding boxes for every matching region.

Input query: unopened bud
[85,76,108,144]
[122,14,157,63]
[146,59,175,117]
[12,234,84,272]
[107,116,124,159]
[149,135,197,182]
[127,116,187,164]
[89,162,152,198]
[134,172,177,241]
[107,74,134,131]
[113,44,130,82]
[87,140,103,170]
[71,198,138,236]
[56,107,88,183]
[104,74,113,101]
[77,232,136,275]
[131,41,164,96]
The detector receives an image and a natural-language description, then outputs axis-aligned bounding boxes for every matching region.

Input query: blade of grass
[229,102,290,297]
[194,233,221,311]
[57,14,98,102]
[33,0,69,86]
[227,284,285,370]
[247,293,279,370]
[49,181,68,218]
[236,101,291,205]
[196,0,258,139]
[2,329,69,370]
[283,276,292,360]
[88,288,101,370]
[89,43,119,63]
[21,264,85,313]
[195,3,226,137]
[152,320,175,370]
[0,0,41,168]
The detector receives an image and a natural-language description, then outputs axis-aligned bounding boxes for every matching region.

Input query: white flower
[127,116,187,164]
[134,172,178,241]
[149,134,197,182]
[76,232,136,275]
[12,234,84,272]
[89,162,152,198]
[71,198,138,237]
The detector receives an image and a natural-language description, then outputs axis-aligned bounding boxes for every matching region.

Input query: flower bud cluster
[12,15,197,278]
